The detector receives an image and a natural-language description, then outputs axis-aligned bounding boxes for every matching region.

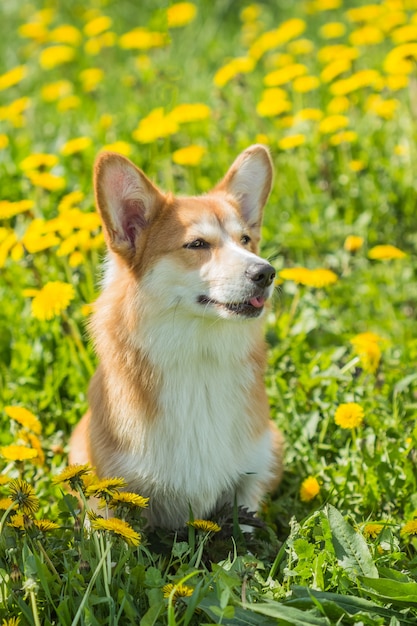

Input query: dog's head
[94,145,275,321]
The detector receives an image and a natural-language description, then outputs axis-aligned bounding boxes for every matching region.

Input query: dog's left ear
[215,144,273,231]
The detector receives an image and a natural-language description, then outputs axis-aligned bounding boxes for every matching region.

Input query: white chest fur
[107,314,275,527]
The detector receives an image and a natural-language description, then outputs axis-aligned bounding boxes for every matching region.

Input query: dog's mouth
[197,294,266,317]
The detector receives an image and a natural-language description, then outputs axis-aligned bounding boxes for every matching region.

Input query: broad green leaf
[290,587,415,624]
[326,505,378,580]
[359,577,417,607]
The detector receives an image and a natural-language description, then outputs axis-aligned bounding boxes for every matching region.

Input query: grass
[1,0,417,623]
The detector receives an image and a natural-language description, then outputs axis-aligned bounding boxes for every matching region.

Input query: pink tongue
[249,296,265,308]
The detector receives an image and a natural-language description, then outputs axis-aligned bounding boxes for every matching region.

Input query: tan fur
[70,145,284,528]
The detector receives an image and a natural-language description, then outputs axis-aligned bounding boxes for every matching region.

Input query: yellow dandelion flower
[321,59,352,83]
[5,407,41,435]
[0,475,11,486]
[8,479,40,515]
[0,134,9,150]
[318,45,359,65]
[20,432,44,466]
[249,19,306,59]
[330,69,381,96]
[307,269,338,288]
[346,5,383,23]
[86,477,127,498]
[31,281,75,321]
[366,95,399,120]
[391,24,417,45]
[33,519,60,532]
[270,52,294,68]
[0,97,31,127]
[1,445,38,462]
[256,89,291,117]
[299,476,320,502]
[320,22,346,39]
[349,26,384,47]
[327,96,350,115]
[169,103,211,124]
[19,153,58,171]
[19,21,49,42]
[107,492,149,509]
[41,80,73,102]
[81,303,94,316]
[0,200,34,220]
[60,136,92,156]
[25,171,66,192]
[278,134,306,150]
[0,497,16,511]
[7,514,26,530]
[350,332,383,373]
[319,114,349,134]
[308,0,341,11]
[49,24,82,46]
[22,230,61,253]
[349,160,366,172]
[85,31,116,56]
[172,145,206,166]
[386,74,409,91]
[119,27,168,51]
[53,463,92,488]
[240,5,261,22]
[68,251,83,267]
[163,583,194,600]
[102,141,132,156]
[264,63,307,87]
[281,267,338,288]
[167,3,197,28]
[79,68,104,92]
[344,235,364,252]
[368,245,406,260]
[133,108,179,143]
[292,75,320,93]
[58,190,84,212]
[57,95,81,111]
[334,402,364,429]
[401,520,417,536]
[394,144,408,157]
[40,45,76,70]
[296,108,323,122]
[329,130,357,146]
[0,65,27,91]
[187,519,221,532]
[279,267,312,284]
[213,57,255,88]
[84,16,113,38]
[90,516,141,546]
[363,522,384,539]
[287,38,314,56]
[0,231,18,268]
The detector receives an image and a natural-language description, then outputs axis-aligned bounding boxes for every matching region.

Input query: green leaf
[359,577,417,607]
[326,505,378,580]
[290,587,416,624]
[236,601,331,625]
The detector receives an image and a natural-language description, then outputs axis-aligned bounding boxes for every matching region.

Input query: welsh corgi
[70,144,284,529]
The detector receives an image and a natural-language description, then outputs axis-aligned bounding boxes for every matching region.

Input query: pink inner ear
[121,198,148,248]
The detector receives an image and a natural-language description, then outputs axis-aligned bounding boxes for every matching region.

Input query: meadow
[1,0,417,623]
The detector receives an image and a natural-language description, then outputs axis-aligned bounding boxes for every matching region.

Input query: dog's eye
[184,239,210,250]
[241,234,251,245]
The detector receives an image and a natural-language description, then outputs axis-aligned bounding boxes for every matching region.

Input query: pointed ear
[94,151,165,261]
[215,144,273,232]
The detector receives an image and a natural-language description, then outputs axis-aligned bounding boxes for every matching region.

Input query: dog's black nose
[245,262,276,288]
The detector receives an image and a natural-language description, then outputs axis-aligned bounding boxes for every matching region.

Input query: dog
[69,144,284,529]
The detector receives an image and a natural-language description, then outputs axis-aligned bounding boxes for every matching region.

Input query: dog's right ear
[94,151,165,262]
